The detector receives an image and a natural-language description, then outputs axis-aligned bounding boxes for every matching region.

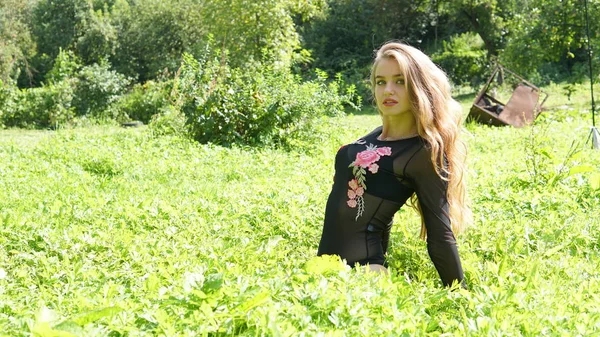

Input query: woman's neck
[379,114,418,140]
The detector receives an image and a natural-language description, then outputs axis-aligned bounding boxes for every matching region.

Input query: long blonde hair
[370,41,472,238]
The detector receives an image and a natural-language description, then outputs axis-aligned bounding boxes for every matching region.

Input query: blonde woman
[317,41,471,287]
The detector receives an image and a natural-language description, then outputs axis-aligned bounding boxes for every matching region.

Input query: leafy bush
[334,67,370,107]
[174,53,359,147]
[45,49,82,84]
[432,33,488,87]
[1,80,75,129]
[0,80,15,128]
[114,80,172,123]
[148,105,187,137]
[72,61,130,119]
[0,51,80,129]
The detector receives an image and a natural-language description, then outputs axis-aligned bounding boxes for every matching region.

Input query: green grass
[0,83,599,336]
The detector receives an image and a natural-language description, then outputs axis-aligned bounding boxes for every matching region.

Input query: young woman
[317,42,471,287]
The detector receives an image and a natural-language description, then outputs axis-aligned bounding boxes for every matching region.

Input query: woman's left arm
[407,146,465,288]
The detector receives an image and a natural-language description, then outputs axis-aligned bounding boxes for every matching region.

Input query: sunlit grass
[0,83,599,336]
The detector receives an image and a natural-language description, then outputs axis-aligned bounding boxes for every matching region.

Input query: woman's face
[374,57,411,117]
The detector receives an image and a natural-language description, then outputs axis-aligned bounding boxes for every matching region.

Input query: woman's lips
[382,99,398,106]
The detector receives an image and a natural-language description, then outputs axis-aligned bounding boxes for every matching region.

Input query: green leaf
[31,322,77,337]
[539,148,554,160]
[568,165,594,176]
[543,243,568,257]
[590,173,600,190]
[234,289,270,314]
[203,273,223,292]
[69,307,123,326]
[50,321,83,335]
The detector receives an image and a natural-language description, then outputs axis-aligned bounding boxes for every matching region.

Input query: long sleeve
[406,146,465,287]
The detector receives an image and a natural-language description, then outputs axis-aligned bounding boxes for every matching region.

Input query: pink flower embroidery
[347,144,392,220]
[354,150,380,168]
[355,187,364,197]
[376,147,392,156]
[348,179,358,190]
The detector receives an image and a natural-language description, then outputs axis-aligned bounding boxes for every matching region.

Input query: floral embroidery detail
[346,179,361,210]
[354,150,380,168]
[376,147,392,156]
[350,138,367,145]
[348,179,358,190]
[355,186,364,197]
[347,190,356,199]
[347,144,392,220]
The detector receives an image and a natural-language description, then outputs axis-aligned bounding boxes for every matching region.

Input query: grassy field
[1,83,599,336]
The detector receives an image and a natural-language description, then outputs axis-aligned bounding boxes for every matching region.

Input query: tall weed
[523,121,594,188]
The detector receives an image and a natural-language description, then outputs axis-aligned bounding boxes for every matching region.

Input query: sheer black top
[317,126,464,287]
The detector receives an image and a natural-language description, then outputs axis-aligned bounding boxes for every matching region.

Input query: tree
[75,5,119,65]
[0,0,36,84]
[27,0,92,85]
[302,0,431,73]
[436,0,518,59]
[500,0,600,81]
[200,0,326,68]
[110,0,206,81]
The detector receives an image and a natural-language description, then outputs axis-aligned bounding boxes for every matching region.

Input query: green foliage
[521,122,596,189]
[28,0,92,86]
[110,0,205,81]
[0,84,599,335]
[0,79,15,128]
[45,50,82,84]
[30,0,89,58]
[31,306,123,337]
[3,0,600,131]
[148,105,187,138]
[1,80,75,129]
[0,0,36,83]
[432,32,488,86]
[0,50,132,128]
[175,53,358,147]
[300,0,432,105]
[201,0,326,69]
[114,80,172,123]
[75,6,118,65]
[72,61,130,119]
[439,0,517,58]
[499,0,600,83]
[302,0,430,73]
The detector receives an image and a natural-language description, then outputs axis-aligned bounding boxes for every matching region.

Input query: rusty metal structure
[468,65,548,128]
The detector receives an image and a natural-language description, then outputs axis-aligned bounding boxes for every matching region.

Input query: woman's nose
[384,83,395,94]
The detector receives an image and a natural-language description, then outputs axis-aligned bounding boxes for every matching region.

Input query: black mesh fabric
[317,126,464,287]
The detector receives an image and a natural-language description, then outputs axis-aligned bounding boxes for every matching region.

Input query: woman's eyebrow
[375,74,404,78]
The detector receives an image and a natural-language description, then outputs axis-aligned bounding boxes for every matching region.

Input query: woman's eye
[396,79,405,84]
[376,80,385,86]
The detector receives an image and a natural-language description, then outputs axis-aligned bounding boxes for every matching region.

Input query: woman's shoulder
[405,140,434,170]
